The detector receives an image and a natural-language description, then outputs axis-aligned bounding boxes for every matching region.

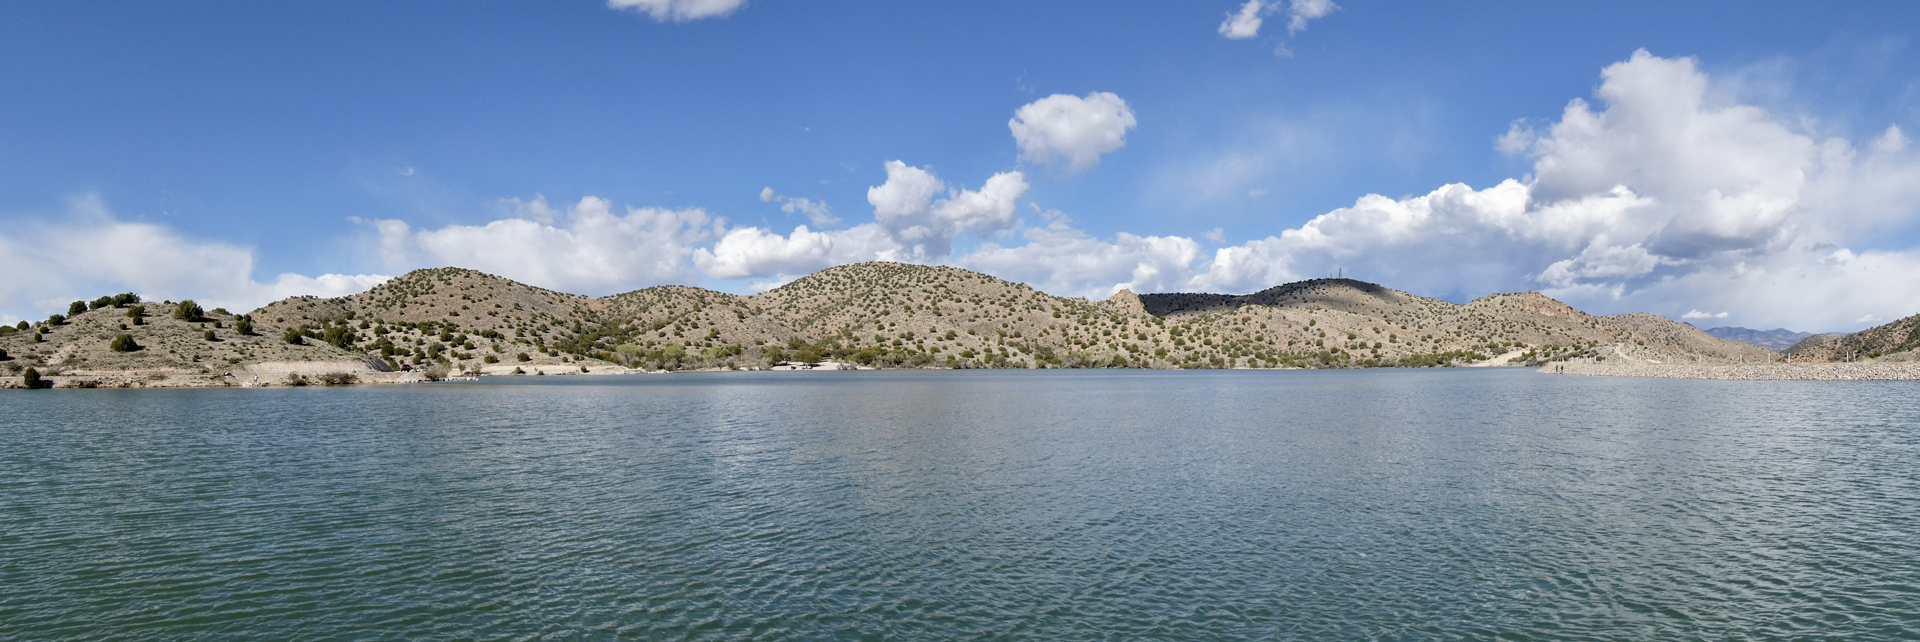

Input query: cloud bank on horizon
[1,3,1917,335]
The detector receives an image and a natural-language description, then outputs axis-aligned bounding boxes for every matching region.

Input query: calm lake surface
[3,369,1917,639]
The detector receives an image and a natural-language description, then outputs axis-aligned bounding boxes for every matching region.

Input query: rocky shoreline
[1543,362,1920,381]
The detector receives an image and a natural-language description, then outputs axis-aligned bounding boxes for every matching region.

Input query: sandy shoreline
[1543,362,1920,381]
[2,360,893,389]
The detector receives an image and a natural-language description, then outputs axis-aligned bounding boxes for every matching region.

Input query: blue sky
[4,1,1920,331]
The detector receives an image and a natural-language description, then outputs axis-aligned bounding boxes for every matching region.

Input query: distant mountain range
[1702,327,1818,351]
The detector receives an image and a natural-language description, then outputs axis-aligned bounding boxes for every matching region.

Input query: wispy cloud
[607,0,745,22]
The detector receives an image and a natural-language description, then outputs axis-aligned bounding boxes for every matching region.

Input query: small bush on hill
[284,328,305,345]
[111,293,140,307]
[234,315,255,335]
[14,321,28,331]
[317,372,358,385]
[109,334,141,352]
[516,352,531,362]
[173,300,206,322]
[126,305,145,325]
[47,314,65,326]
[204,330,219,342]
[22,367,51,389]
[322,325,354,349]
[68,301,87,316]
[90,296,114,310]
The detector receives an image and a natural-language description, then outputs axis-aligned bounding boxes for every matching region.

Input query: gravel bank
[1542,362,1920,381]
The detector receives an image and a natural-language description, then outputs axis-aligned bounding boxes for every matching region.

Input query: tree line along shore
[4,262,1910,388]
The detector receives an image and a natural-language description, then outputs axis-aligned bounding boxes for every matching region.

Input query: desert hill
[4,262,1793,384]
[0,296,379,387]
[1785,313,1920,363]
[251,262,1779,372]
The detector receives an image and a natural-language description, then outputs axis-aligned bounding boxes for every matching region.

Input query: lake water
[3,369,1917,639]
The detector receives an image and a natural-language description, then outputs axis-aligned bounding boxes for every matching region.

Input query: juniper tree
[173,300,205,322]
[68,301,87,316]
[109,334,140,352]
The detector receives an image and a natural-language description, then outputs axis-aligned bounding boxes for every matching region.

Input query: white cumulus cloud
[1218,1,1336,41]
[0,196,388,320]
[759,187,840,226]
[1285,0,1338,35]
[956,210,1202,298]
[1218,0,1269,39]
[607,0,745,22]
[1174,50,1920,331]
[367,195,722,295]
[692,223,906,289]
[868,161,1028,258]
[1010,92,1138,173]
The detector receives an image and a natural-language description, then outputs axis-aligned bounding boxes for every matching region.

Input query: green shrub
[516,352,531,362]
[109,334,140,352]
[317,372,358,385]
[204,330,218,342]
[90,296,114,310]
[322,325,354,349]
[173,300,206,322]
[111,292,140,307]
[284,328,305,345]
[234,315,255,335]
[0,347,8,360]
[14,321,28,331]
[47,314,65,326]
[22,367,51,389]
[126,305,145,325]
[68,301,87,316]
[483,354,499,363]
[211,307,230,316]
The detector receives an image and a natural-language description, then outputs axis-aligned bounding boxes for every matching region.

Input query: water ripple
[3,370,1919,639]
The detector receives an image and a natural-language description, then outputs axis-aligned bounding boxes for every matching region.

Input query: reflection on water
[3,369,1917,639]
